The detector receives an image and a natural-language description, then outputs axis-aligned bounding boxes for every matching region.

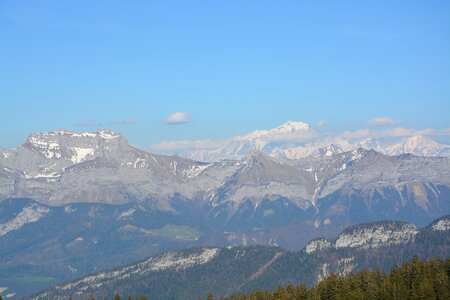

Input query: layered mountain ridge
[1,129,449,298]
[26,215,450,300]
[2,129,449,224]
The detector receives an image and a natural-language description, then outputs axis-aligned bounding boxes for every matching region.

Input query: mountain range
[0,127,449,297]
[26,215,450,300]
[152,121,450,161]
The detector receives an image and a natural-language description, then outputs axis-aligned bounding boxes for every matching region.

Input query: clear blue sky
[1,1,449,148]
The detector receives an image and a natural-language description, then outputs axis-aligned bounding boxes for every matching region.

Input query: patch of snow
[181,164,211,179]
[171,161,178,175]
[28,137,62,159]
[69,132,97,138]
[0,204,49,236]
[98,130,120,140]
[432,219,450,231]
[128,158,148,169]
[118,208,136,220]
[25,172,60,179]
[71,147,95,163]
[64,206,76,213]
[2,152,11,159]
[350,149,363,161]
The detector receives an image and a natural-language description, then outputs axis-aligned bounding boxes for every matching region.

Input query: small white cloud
[111,118,135,125]
[151,139,226,151]
[163,112,189,125]
[339,127,435,140]
[367,117,399,126]
[340,129,372,139]
[381,127,433,137]
[76,119,101,127]
[317,120,327,126]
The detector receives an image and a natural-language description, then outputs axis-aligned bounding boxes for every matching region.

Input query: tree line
[4,255,445,300]
[216,256,450,300]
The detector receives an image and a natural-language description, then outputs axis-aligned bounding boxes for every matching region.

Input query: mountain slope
[1,130,450,298]
[26,215,450,300]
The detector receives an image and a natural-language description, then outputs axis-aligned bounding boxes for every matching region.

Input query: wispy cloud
[151,139,226,151]
[340,127,435,140]
[111,118,135,125]
[76,119,101,127]
[367,117,399,126]
[163,112,189,125]
[317,120,327,127]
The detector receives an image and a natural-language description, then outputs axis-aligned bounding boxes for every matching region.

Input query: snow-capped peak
[239,121,312,141]
[97,130,121,140]
[272,121,311,133]
[23,129,125,162]
[383,135,450,157]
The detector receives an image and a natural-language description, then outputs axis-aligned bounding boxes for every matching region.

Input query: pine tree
[206,292,214,300]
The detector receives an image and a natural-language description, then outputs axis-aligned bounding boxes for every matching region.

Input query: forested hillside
[30,256,447,300]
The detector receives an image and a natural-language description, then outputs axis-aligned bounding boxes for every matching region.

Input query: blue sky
[1,1,449,148]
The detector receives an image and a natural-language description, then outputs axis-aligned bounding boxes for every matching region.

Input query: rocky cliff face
[1,130,449,228]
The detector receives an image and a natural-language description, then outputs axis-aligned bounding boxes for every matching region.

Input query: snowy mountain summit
[152,121,450,162]
[24,129,124,163]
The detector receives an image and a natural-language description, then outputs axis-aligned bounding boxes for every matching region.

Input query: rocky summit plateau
[0,127,449,297]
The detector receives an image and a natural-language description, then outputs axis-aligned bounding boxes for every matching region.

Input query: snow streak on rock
[0,204,49,236]
[33,248,220,299]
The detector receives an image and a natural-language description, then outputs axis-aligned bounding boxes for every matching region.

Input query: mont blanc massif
[1,121,449,299]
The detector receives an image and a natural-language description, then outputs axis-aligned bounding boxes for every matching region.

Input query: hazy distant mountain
[26,215,450,300]
[154,121,450,161]
[382,135,450,157]
[1,129,449,298]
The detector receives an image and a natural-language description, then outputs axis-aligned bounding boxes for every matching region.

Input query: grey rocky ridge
[0,128,449,297]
